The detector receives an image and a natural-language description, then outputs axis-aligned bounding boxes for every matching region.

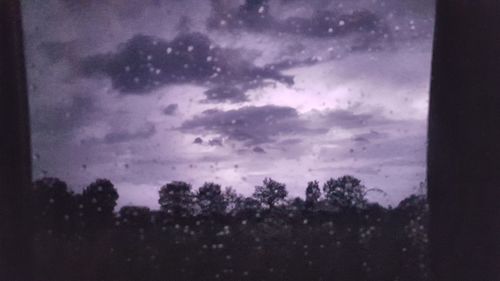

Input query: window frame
[427,0,500,280]
[2,0,500,280]
[0,1,34,280]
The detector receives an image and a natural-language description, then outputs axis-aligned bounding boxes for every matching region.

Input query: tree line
[32,175,429,281]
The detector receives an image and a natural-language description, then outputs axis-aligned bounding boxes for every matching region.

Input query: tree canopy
[253,178,288,209]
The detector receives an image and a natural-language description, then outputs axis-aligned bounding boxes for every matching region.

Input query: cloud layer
[80,32,293,95]
[208,0,387,39]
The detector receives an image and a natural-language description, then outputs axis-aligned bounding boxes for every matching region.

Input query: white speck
[206,56,213,62]
[258,6,265,13]
[166,47,172,54]
[187,46,194,52]
[328,27,333,33]
[339,20,345,26]
[147,55,153,60]
[220,20,227,26]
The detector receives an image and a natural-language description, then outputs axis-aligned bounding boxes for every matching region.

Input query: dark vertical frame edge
[428,0,500,280]
[0,0,34,280]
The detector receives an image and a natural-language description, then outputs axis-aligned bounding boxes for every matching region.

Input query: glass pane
[22,0,434,280]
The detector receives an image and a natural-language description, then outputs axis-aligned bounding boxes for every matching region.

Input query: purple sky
[22,0,435,209]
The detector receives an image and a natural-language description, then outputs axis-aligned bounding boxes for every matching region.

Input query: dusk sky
[22,0,435,208]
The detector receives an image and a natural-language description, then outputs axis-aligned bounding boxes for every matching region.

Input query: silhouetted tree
[289,197,305,212]
[222,187,239,214]
[33,177,76,233]
[158,181,193,218]
[234,196,262,218]
[394,194,429,280]
[323,175,367,209]
[396,194,428,217]
[253,178,288,210]
[196,182,227,216]
[81,179,119,229]
[118,206,151,228]
[305,180,321,210]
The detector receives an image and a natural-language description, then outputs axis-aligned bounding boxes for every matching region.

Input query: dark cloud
[208,138,224,146]
[80,32,293,94]
[352,130,387,143]
[209,0,387,41]
[162,103,178,115]
[180,106,390,147]
[202,86,249,103]
[180,105,326,146]
[208,0,271,31]
[265,57,321,72]
[102,123,156,144]
[253,146,266,153]
[193,137,204,144]
[280,10,384,38]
